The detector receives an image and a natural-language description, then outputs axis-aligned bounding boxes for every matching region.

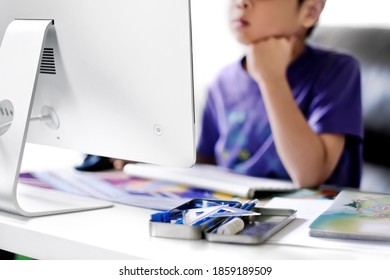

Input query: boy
[197,0,363,188]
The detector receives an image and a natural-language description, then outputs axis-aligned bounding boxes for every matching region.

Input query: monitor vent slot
[40,48,56,75]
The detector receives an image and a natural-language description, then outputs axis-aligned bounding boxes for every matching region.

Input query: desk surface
[1,144,389,260]
[1,199,390,260]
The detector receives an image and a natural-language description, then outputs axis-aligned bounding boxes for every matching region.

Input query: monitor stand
[0,19,112,217]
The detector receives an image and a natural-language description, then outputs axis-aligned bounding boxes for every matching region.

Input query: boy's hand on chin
[247,36,296,86]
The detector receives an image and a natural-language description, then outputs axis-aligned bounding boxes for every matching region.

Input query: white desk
[0,144,389,260]
[1,199,390,260]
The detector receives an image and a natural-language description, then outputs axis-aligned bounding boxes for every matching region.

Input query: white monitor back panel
[0,0,195,167]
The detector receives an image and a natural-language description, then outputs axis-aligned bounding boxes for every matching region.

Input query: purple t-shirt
[197,45,363,188]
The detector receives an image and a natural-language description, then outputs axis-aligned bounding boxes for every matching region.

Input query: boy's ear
[299,0,326,29]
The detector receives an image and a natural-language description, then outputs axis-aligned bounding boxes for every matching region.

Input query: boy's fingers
[111,159,138,170]
[112,159,129,170]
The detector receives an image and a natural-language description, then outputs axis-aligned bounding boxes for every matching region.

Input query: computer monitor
[0,0,195,216]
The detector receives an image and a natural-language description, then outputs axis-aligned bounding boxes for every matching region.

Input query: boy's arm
[247,37,345,188]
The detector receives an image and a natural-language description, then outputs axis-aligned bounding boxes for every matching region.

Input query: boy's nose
[233,0,253,9]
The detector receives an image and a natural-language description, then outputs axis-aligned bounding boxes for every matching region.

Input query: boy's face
[229,0,308,45]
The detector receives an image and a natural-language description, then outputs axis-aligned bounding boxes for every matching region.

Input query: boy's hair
[298,0,316,37]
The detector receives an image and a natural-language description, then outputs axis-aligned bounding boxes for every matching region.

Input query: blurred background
[191,0,390,193]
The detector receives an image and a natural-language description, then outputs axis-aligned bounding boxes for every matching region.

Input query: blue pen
[243,200,257,211]
[150,209,182,223]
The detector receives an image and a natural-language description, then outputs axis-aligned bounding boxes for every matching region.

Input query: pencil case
[149,198,296,244]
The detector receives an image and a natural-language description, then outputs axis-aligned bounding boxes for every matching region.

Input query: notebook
[123,163,297,198]
[309,190,390,241]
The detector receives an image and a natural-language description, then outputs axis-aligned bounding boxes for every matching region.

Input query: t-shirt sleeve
[197,90,220,157]
[307,55,363,140]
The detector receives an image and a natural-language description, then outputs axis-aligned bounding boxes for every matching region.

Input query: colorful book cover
[18,169,335,211]
[309,190,390,241]
[19,169,242,210]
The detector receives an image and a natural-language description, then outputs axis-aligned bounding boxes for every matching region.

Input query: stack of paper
[124,163,297,198]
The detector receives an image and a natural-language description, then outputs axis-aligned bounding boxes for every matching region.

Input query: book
[19,169,243,211]
[309,190,390,241]
[123,163,297,198]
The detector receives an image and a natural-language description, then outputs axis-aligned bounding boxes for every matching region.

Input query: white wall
[191,0,242,132]
[191,1,241,109]
[321,0,390,27]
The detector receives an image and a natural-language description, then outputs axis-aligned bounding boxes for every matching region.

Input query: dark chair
[310,26,390,193]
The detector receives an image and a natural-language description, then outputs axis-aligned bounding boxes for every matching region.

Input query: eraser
[216,217,245,235]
